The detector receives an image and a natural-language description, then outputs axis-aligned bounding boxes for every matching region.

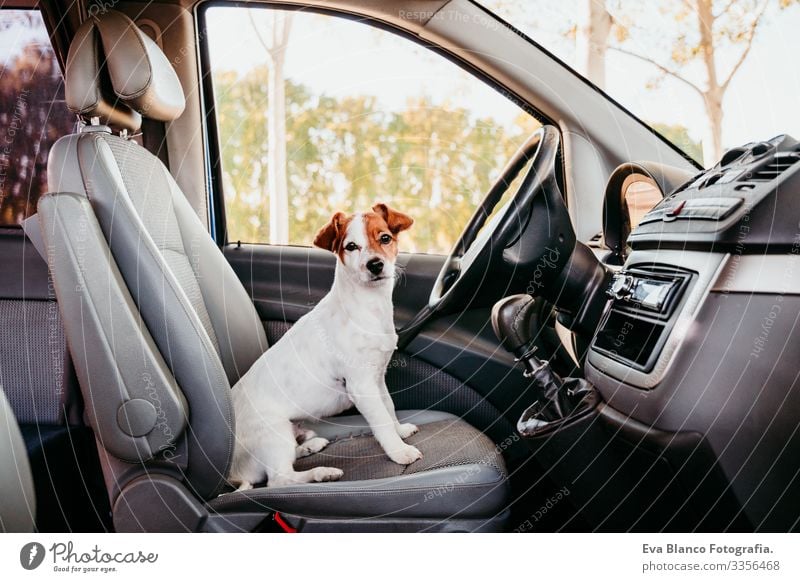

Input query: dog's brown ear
[313,212,347,252]
[372,203,413,234]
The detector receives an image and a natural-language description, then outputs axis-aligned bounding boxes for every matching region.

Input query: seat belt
[141,118,171,168]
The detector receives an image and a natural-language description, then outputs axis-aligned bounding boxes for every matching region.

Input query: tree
[606,0,797,165]
[213,68,538,253]
[649,122,704,162]
[576,0,612,89]
[248,10,293,244]
[1,14,74,225]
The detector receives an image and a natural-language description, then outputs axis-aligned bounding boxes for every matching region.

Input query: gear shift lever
[492,294,598,437]
[491,294,551,378]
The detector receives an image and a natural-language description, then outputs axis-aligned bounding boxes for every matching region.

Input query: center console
[502,134,800,531]
[582,134,800,531]
[592,265,691,373]
[493,289,745,532]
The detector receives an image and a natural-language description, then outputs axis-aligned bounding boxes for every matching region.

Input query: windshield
[484,1,800,168]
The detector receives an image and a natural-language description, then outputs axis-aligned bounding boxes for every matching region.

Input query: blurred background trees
[214,9,538,252]
[215,65,538,252]
[0,11,74,226]
[248,10,292,244]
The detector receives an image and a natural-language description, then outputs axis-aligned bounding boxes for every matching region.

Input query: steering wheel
[397,125,573,349]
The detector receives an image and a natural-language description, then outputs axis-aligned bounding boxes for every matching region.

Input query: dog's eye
[344,242,359,252]
[379,234,393,245]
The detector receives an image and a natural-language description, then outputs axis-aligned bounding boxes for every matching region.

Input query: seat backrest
[38,10,267,502]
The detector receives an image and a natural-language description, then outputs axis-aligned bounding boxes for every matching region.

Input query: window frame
[195,0,559,249]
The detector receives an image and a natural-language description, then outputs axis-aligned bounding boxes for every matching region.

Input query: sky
[205,6,529,134]
[1,11,50,68]
[204,1,800,167]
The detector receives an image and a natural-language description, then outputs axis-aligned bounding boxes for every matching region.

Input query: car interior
[1,0,799,533]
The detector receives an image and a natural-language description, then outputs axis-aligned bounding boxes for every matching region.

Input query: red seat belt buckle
[274,512,297,533]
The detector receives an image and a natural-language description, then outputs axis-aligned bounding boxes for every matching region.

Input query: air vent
[743,152,800,182]
[700,173,724,187]
[669,174,700,197]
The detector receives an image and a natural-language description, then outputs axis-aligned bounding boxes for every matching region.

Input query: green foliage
[649,122,703,164]
[214,67,538,254]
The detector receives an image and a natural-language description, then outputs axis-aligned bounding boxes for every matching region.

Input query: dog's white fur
[229,205,421,489]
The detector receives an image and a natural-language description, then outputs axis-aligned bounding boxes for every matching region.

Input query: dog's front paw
[388,444,423,465]
[310,466,344,482]
[296,437,330,458]
[397,423,419,439]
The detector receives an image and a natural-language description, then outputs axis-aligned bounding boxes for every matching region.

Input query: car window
[0,9,73,227]
[488,1,800,168]
[204,6,540,254]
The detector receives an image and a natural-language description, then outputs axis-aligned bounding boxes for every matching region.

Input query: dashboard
[584,134,800,530]
[630,134,800,252]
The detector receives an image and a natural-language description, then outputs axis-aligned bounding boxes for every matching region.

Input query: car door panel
[224,244,444,322]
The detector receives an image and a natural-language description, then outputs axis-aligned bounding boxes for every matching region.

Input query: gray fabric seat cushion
[207,410,509,520]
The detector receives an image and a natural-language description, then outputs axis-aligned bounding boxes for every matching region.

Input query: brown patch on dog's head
[314,204,412,264]
[313,212,352,260]
[372,203,413,234]
[363,203,414,259]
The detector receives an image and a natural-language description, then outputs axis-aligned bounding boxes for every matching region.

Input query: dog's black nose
[366,258,384,275]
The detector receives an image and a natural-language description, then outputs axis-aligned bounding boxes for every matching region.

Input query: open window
[200,5,540,253]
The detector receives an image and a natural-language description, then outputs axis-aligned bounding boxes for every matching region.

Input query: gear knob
[493,296,598,439]
[491,294,549,376]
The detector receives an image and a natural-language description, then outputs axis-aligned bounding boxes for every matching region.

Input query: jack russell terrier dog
[229,203,422,489]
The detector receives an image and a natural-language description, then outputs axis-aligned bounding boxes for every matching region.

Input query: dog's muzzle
[366,258,384,276]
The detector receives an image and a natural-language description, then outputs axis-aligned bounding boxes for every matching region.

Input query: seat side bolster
[37,192,188,463]
[208,464,508,520]
[0,389,35,532]
[166,171,267,386]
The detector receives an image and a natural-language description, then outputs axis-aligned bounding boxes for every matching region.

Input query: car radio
[606,268,688,316]
[592,266,691,372]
